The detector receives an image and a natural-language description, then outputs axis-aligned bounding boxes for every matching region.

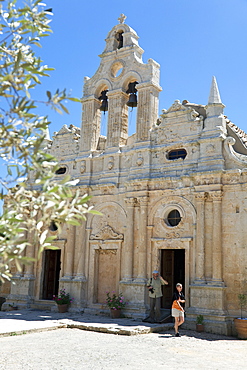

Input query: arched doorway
[161,249,185,309]
[42,249,61,300]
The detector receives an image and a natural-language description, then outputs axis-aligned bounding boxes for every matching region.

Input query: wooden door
[42,249,61,300]
[161,250,174,309]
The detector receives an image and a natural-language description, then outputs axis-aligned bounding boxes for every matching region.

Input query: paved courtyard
[0,309,246,369]
[0,327,246,370]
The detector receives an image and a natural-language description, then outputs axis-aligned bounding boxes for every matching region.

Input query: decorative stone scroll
[90,225,123,240]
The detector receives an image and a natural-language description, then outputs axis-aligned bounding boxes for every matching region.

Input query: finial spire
[118,13,126,24]
[208,76,222,104]
[44,126,51,141]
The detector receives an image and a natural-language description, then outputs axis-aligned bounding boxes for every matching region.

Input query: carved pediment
[57,124,70,135]
[56,124,80,137]
[90,225,124,240]
[161,100,200,118]
[165,100,185,113]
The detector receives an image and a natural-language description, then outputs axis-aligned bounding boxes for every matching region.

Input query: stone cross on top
[118,13,126,24]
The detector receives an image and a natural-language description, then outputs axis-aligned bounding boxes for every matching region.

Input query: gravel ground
[0,327,246,370]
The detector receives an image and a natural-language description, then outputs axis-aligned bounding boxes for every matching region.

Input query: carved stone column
[106,90,128,148]
[136,83,160,141]
[211,191,223,284]
[146,225,153,279]
[80,97,101,152]
[74,221,86,280]
[195,192,207,282]
[122,197,136,282]
[63,224,75,279]
[136,196,148,282]
[84,227,91,279]
[24,230,35,278]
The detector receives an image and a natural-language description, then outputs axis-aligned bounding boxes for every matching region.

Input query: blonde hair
[176,283,182,288]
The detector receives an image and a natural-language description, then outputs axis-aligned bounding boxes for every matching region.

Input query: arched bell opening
[128,107,137,137]
[113,30,124,50]
[126,81,139,137]
[100,110,108,137]
[126,81,138,110]
[97,87,109,138]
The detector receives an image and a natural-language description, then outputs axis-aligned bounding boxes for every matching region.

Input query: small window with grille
[168,149,187,160]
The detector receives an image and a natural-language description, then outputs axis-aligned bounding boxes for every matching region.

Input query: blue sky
[34,0,247,137]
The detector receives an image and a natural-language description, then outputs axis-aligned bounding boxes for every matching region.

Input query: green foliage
[0,1,99,281]
[238,294,247,319]
[196,315,204,325]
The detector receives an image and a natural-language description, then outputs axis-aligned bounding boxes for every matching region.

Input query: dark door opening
[161,249,185,309]
[42,249,61,300]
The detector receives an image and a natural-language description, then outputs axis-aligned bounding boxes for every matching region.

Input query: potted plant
[106,291,126,318]
[196,315,204,332]
[8,303,18,311]
[234,294,247,339]
[53,288,73,313]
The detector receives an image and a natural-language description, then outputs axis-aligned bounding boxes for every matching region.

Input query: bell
[126,93,137,108]
[98,90,108,113]
[100,99,108,112]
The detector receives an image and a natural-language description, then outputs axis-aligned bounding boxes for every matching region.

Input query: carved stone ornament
[118,13,126,24]
[136,156,144,166]
[210,191,223,201]
[165,231,180,238]
[195,192,208,202]
[156,129,182,144]
[190,110,200,119]
[98,249,117,255]
[206,144,215,153]
[80,160,86,174]
[125,197,137,206]
[165,100,184,113]
[108,161,114,170]
[193,176,219,186]
[90,225,124,240]
[224,174,240,184]
[108,156,114,170]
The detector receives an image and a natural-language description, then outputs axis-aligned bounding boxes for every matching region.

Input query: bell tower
[80,14,162,152]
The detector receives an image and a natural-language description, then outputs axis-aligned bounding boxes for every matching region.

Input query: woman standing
[171,283,185,337]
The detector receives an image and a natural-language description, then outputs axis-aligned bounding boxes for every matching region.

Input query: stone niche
[88,225,123,306]
[97,248,118,303]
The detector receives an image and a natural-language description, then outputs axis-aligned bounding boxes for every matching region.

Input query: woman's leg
[174,317,179,334]
[178,315,184,328]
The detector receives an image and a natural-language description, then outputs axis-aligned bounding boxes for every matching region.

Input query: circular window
[111,61,124,78]
[49,221,58,232]
[166,209,181,227]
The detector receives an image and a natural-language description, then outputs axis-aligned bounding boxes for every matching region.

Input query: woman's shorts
[172,308,184,318]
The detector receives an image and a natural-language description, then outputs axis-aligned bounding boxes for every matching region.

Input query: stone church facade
[2,15,247,335]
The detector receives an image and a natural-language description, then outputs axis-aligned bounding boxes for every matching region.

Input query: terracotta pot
[110,309,121,319]
[196,324,204,332]
[234,318,247,339]
[57,304,69,313]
